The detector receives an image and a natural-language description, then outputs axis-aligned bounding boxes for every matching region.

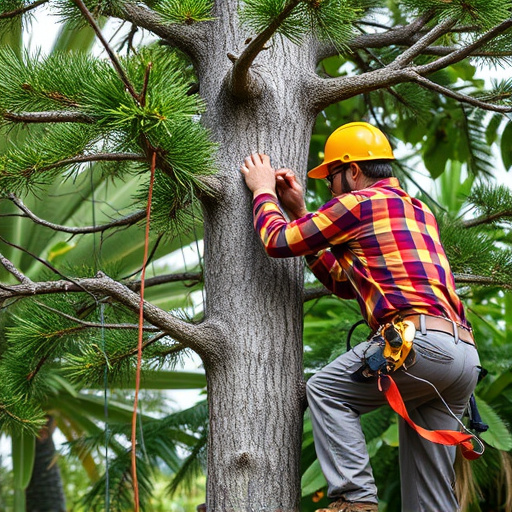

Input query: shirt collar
[368,177,401,189]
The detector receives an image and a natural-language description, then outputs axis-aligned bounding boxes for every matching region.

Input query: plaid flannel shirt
[253,177,467,330]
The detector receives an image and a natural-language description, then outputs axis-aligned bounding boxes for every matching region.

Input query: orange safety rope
[378,374,484,460]
[131,151,157,511]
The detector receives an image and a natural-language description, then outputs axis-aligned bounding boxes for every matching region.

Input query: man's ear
[350,162,362,180]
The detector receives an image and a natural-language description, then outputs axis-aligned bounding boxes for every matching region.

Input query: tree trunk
[25,417,66,512]
[197,5,318,509]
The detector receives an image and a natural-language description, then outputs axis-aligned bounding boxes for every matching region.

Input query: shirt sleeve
[305,251,357,299]
[253,192,362,257]
[253,192,362,298]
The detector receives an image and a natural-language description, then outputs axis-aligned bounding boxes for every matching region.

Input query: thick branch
[7,194,146,234]
[412,74,512,113]
[114,2,208,63]
[3,111,95,124]
[231,0,302,97]
[308,17,512,112]
[0,0,48,19]
[0,273,223,355]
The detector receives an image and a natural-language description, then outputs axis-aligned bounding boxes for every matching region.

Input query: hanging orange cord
[132,151,157,511]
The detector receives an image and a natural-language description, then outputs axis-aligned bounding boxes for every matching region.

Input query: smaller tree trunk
[25,416,66,512]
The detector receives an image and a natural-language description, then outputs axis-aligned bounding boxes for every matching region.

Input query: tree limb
[412,74,512,113]
[463,211,512,227]
[303,286,331,302]
[318,12,435,60]
[0,0,48,19]
[308,17,512,112]
[390,17,457,69]
[128,272,203,292]
[3,111,95,124]
[0,253,32,284]
[7,153,146,177]
[73,0,140,102]
[454,273,512,289]
[6,194,147,234]
[415,18,512,75]
[35,301,161,332]
[0,272,224,355]
[114,2,208,63]
[231,0,302,97]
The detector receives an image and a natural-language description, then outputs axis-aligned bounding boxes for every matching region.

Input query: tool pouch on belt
[351,318,416,382]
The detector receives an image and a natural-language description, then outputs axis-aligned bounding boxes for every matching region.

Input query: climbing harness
[349,315,486,460]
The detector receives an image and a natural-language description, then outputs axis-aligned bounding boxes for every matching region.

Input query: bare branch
[412,74,512,113]
[390,17,457,68]
[318,12,435,60]
[303,286,331,302]
[308,17,512,112]
[36,301,160,332]
[231,0,302,97]
[114,2,208,62]
[0,253,32,284]
[463,211,512,227]
[73,0,140,102]
[415,18,512,75]
[0,0,48,19]
[128,272,203,292]
[0,272,224,354]
[3,111,95,124]
[454,273,512,289]
[7,194,147,234]
[5,153,146,178]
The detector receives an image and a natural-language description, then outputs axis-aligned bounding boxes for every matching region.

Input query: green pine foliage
[50,0,125,28]
[239,0,367,47]
[151,0,214,24]
[468,183,512,224]
[0,45,218,221]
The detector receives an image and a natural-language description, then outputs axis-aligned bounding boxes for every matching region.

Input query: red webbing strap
[378,374,482,460]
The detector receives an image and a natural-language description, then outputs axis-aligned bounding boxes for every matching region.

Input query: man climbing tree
[1,0,512,510]
[241,122,481,512]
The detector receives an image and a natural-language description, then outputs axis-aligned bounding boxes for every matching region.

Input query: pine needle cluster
[151,0,214,24]
[438,213,512,285]
[239,0,370,47]
[50,0,125,28]
[468,183,512,224]
[0,45,217,224]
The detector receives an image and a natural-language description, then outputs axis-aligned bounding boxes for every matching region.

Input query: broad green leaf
[12,431,35,490]
[501,122,512,170]
[301,459,327,497]
[475,396,512,451]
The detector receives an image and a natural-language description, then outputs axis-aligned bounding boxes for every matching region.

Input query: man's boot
[315,498,378,512]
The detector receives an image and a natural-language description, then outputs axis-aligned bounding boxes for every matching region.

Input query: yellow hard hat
[308,122,395,179]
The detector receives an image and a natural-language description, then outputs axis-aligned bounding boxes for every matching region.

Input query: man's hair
[355,159,393,179]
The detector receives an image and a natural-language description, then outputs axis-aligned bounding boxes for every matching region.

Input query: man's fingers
[240,164,249,175]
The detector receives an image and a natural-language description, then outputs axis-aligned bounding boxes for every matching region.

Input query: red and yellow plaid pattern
[253,177,467,330]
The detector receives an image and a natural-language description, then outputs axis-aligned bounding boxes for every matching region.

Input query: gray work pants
[306,330,481,512]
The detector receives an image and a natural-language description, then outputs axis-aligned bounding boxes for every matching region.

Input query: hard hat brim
[307,155,395,180]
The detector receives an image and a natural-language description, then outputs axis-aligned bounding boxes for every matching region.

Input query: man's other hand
[240,153,277,197]
[275,169,308,220]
